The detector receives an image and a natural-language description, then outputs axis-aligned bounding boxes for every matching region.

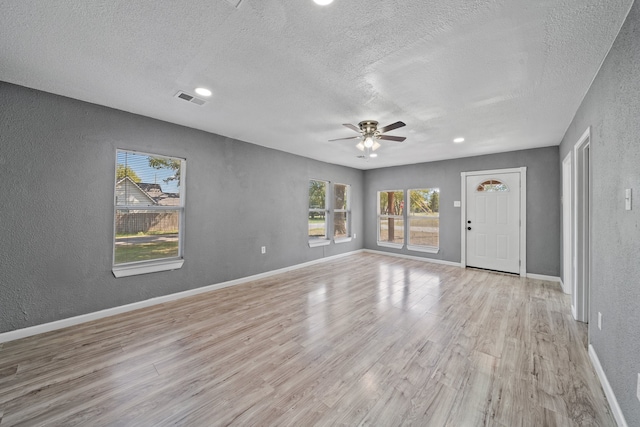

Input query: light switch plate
[454,201,461,207]
[598,312,602,330]
[597,312,602,330]
[625,188,632,210]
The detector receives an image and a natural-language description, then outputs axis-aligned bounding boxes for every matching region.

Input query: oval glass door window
[476,179,508,192]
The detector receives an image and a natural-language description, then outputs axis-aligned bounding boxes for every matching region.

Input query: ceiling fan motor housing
[359,120,379,135]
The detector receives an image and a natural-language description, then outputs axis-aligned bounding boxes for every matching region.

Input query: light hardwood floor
[0,253,615,426]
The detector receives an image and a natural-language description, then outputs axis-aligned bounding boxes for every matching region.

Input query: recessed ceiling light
[453,137,465,143]
[369,153,378,158]
[195,87,212,97]
[314,0,333,5]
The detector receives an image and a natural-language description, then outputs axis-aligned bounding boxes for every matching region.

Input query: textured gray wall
[559,1,640,424]
[363,147,560,276]
[0,82,364,333]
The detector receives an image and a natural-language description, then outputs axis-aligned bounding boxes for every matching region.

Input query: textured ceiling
[0,0,633,169]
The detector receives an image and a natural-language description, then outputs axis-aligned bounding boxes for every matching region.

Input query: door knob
[467,220,471,224]
[467,227,471,230]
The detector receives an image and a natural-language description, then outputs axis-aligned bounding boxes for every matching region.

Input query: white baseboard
[588,344,628,427]
[0,250,364,344]
[558,278,571,294]
[525,273,562,283]
[363,249,462,267]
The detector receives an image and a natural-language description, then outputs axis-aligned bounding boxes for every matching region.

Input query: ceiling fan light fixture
[369,153,378,158]
[453,137,465,143]
[330,119,406,157]
[363,135,374,148]
[313,0,333,5]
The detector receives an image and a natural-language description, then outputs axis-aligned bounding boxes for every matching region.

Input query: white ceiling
[0,0,633,169]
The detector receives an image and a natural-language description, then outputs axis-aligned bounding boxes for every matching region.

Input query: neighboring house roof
[115,177,180,206]
[115,177,157,206]
[154,192,180,206]
[137,183,163,196]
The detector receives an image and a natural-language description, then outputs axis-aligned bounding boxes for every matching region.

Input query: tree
[379,190,403,241]
[309,181,326,219]
[410,189,431,214]
[379,190,404,214]
[334,184,347,236]
[428,190,439,213]
[148,157,181,185]
[116,164,141,182]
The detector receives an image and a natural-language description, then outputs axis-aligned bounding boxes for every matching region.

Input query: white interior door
[465,172,521,274]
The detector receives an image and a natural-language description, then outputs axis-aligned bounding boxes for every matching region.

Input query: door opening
[562,153,572,296]
[573,128,590,323]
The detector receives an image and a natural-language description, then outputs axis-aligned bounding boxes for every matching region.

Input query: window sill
[308,239,331,248]
[377,241,404,249]
[407,245,440,254]
[334,237,352,244]
[112,258,184,278]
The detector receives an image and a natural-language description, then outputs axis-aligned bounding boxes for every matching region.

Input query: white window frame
[308,179,330,247]
[112,149,186,278]
[333,183,352,243]
[377,189,405,249]
[407,188,440,254]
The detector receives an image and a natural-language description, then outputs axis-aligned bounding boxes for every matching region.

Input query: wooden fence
[115,211,179,235]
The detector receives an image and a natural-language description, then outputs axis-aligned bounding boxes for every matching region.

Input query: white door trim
[562,153,573,295]
[573,127,591,323]
[461,167,527,276]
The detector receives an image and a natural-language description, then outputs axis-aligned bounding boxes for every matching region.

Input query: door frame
[562,152,573,295]
[573,127,591,323]
[461,167,527,277]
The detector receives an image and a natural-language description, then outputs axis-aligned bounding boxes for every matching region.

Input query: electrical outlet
[637,373,640,403]
[261,246,266,254]
[598,312,602,330]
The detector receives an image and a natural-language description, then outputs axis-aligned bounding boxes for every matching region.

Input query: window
[308,180,329,247]
[408,188,439,253]
[333,183,351,242]
[477,179,508,192]
[113,150,185,277]
[377,190,404,248]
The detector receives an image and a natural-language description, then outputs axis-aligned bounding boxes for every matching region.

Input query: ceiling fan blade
[378,135,406,142]
[329,136,361,142]
[342,123,361,133]
[378,121,406,134]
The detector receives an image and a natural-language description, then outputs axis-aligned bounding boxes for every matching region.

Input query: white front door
[465,172,521,274]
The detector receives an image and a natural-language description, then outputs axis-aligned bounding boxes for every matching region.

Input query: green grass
[409,217,439,227]
[115,241,179,264]
[115,231,178,238]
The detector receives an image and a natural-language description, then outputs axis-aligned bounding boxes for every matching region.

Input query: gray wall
[363,147,560,276]
[559,0,640,424]
[0,82,364,333]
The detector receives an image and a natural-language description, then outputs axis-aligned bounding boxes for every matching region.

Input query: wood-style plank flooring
[0,253,615,426]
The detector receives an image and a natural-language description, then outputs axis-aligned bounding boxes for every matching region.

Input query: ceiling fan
[329,120,406,156]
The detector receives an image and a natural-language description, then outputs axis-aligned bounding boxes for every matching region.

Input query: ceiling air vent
[175,91,207,106]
